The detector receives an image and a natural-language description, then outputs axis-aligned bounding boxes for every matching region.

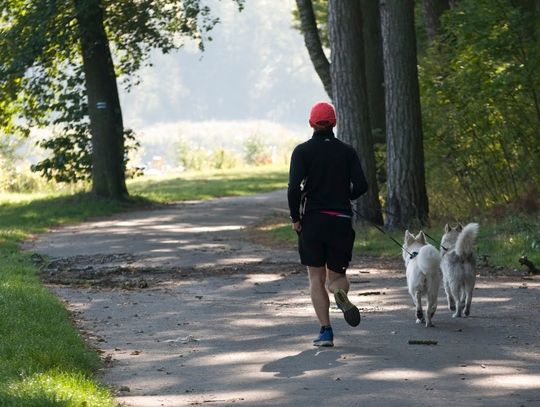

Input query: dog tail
[417,244,441,274]
[455,223,479,257]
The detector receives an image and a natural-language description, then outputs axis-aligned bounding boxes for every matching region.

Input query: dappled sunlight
[443,364,521,375]
[194,350,291,366]
[145,224,244,233]
[470,374,540,390]
[231,319,277,327]
[245,274,283,284]
[118,388,283,407]
[360,368,440,381]
[471,296,512,304]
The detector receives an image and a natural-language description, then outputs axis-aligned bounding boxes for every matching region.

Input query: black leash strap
[352,208,417,259]
[376,208,448,252]
[423,231,448,252]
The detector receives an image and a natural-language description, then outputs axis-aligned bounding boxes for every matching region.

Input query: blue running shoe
[334,288,361,327]
[313,326,334,347]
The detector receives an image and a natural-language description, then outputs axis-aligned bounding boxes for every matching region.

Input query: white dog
[403,231,442,327]
[440,223,479,318]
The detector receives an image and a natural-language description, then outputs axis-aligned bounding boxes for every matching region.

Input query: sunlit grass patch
[128,165,289,202]
[1,370,115,407]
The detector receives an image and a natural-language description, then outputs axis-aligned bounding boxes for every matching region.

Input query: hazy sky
[118,0,328,134]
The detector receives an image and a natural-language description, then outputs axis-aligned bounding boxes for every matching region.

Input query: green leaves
[421,0,540,217]
[1,0,243,184]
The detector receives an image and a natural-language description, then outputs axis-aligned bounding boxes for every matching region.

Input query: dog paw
[426,321,434,328]
[415,318,423,324]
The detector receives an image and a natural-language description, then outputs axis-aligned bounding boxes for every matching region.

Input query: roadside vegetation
[0,165,288,406]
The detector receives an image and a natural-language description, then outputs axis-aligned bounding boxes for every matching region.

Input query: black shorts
[298,212,355,273]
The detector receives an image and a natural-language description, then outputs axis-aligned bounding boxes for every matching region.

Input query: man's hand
[292,221,302,233]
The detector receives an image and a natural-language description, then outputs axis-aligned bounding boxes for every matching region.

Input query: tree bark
[421,0,450,43]
[295,0,332,99]
[360,0,386,144]
[380,0,429,229]
[74,0,128,199]
[329,0,383,225]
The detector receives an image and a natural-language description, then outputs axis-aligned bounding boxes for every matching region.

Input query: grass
[127,165,289,202]
[263,214,540,271]
[0,193,139,406]
[0,165,289,406]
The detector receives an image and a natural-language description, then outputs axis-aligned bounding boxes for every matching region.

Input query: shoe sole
[334,288,361,327]
[313,340,334,347]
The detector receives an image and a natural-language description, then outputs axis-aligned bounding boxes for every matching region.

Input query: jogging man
[288,101,368,347]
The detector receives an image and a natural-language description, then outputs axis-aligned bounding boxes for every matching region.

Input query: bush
[420,0,540,217]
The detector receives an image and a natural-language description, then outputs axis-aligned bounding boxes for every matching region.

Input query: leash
[351,207,418,259]
[423,231,448,252]
[365,207,448,253]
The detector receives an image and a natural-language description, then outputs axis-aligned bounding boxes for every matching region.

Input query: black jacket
[287,129,368,222]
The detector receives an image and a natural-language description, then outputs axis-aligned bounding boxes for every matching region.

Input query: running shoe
[313,326,334,347]
[334,288,361,327]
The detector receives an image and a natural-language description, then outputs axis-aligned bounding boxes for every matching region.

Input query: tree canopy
[0,0,243,186]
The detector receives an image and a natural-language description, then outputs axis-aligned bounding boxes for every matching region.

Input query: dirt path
[24,190,540,407]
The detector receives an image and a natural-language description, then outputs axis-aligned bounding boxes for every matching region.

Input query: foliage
[0,0,244,183]
[243,135,272,166]
[176,138,241,171]
[420,0,540,217]
[211,147,240,169]
[31,128,142,183]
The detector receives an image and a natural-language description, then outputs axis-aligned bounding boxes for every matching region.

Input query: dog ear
[444,223,450,233]
[404,230,414,244]
[417,231,426,244]
[457,223,463,232]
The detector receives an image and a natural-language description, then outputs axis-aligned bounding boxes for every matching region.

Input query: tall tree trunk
[421,0,450,43]
[295,0,332,99]
[74,0,128,199]
[329,0,383,225]
[360,0,386,145]
[380,0,429,229]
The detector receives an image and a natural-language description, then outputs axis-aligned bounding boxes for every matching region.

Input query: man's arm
[350,150,368,200]
[287,145,307,223]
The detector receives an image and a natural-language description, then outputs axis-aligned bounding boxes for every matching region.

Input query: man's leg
[326,268,350,294]
[327,268,360,327]
[307,266,330,327]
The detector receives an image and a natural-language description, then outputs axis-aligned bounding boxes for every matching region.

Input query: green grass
[0,192,142,406]
[0,165,289,406]
[266,215,540,270]
[128,165,289,202]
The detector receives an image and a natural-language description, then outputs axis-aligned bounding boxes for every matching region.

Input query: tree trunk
[421,0,450,43]
[74,0,128,199]
[380,0,429,229]
[295,0,332,99]
[360,0,386,145]
[329,0,383,225]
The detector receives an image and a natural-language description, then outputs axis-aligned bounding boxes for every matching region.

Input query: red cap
[309,101,336,128]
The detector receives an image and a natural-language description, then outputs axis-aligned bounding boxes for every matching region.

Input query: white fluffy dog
[403,231,442,327]
[440,223,479,318]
